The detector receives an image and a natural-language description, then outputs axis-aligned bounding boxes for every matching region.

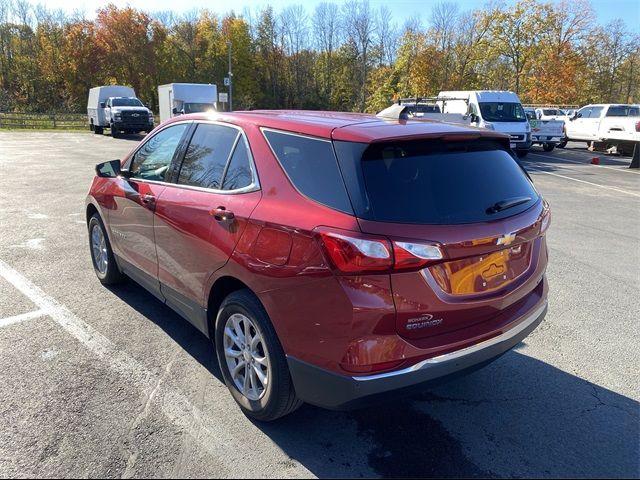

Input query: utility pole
[227,41,233,112]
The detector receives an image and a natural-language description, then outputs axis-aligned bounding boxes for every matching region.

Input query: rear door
[334,137,548,340]
[153,122,261,330]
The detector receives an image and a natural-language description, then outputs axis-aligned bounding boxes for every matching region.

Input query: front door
[108,122,191,297]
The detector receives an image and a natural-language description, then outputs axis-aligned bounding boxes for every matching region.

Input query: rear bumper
[287,300,547,410]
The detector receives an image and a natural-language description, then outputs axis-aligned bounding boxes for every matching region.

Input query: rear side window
[606,105,640,117]
[178,123,239,189]
[334,139,539,225]
[263,130,352,213]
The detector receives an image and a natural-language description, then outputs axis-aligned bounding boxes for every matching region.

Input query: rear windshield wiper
[487,196,532,214]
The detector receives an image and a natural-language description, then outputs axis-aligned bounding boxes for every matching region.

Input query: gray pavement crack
[121,347,181,479]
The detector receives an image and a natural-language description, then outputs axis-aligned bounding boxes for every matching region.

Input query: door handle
[142,194,156,206]
[211,206,234,221]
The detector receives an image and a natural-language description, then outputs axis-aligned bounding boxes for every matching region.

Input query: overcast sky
[30,0,640,33]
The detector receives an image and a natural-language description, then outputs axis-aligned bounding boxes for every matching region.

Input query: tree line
[0,0,638,114]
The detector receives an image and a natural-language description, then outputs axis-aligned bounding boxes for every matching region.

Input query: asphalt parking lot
[0,131,638,478]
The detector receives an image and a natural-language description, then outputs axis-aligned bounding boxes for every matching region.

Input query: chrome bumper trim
[353,301,547,382]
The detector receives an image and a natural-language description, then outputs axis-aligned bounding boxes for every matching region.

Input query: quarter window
[222,140,253,190]
[263,130,353,213]
[129,123,188,182]
[178,123,239,189]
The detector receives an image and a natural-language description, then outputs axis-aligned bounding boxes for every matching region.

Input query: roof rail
[398,96,470,105]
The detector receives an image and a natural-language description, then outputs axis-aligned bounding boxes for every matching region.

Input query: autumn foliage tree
[0,0,638,113]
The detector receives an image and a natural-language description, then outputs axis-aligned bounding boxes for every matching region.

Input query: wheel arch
[206,276,253,338]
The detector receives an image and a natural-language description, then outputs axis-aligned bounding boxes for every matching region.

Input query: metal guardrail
[0,112,87,129]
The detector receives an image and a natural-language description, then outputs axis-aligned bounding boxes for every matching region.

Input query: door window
[129,123,189,182]
[589,106,604,118]
[177,123,239,190]
[577,107,591,118]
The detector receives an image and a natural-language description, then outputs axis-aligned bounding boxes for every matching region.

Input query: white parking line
[526,166,640,198]
[529,152,640,175]
[0,309,47,329]
[0,258,310,477]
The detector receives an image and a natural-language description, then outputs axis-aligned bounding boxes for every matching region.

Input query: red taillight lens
[540,201,551,234]
[316,228,444,274]
[318,230,393,273]
[635,120,640,132]
[392,241,443,270]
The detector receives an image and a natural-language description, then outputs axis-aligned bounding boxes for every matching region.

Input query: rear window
[334,139,539,225]
[263,130,353,213]
[606,105,640,117]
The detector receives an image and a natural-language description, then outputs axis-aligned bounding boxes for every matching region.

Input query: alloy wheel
[223,313,271,401]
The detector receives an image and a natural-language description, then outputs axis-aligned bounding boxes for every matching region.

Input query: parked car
[86,110,550,421]
[87,85,154,137]
[438,90,532,157]
[524,108,565,152]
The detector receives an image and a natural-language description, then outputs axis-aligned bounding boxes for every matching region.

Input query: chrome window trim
[123,119,260,195]
[352,301,547,382]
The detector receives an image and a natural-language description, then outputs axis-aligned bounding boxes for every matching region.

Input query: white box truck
[158,83,217,123]
[87,85,154,137]
[438,91,532,157]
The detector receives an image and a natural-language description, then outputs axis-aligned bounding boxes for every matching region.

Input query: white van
[438,91,532,156]
[87,85,154,136]
[158,83,218,123]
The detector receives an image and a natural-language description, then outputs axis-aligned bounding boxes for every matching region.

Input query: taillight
[635,120,640,132]
[316,228,443,274]
[392,241,443,270]
[317,230,393,273]
[540,202,551,234]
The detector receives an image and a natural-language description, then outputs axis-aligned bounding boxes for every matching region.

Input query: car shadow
[108,282,639,478]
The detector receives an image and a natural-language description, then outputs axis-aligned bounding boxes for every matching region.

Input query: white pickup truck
[524,108,565,152]
[565,104,640,147]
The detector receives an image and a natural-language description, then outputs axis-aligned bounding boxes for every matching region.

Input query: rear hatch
[333,135,549,340]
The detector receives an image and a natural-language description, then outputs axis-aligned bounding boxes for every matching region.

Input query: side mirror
[469,113,478,123]
[172,107,178,115]
[100,102,106,109]
[96,159,127,178]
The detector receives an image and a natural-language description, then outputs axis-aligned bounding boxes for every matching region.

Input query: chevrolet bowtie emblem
[496,232,517,246]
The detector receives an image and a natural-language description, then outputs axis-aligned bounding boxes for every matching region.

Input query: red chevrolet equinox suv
[86,110,549,421]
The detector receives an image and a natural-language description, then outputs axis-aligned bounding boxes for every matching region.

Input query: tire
[111,124,119,138]
[542,143,555,152]
[215,289,302,421]
[516,150,529,158]
[94,124,103,135]
[89,122,94,132]
[557,140,567,149]
[88,214,124,285]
